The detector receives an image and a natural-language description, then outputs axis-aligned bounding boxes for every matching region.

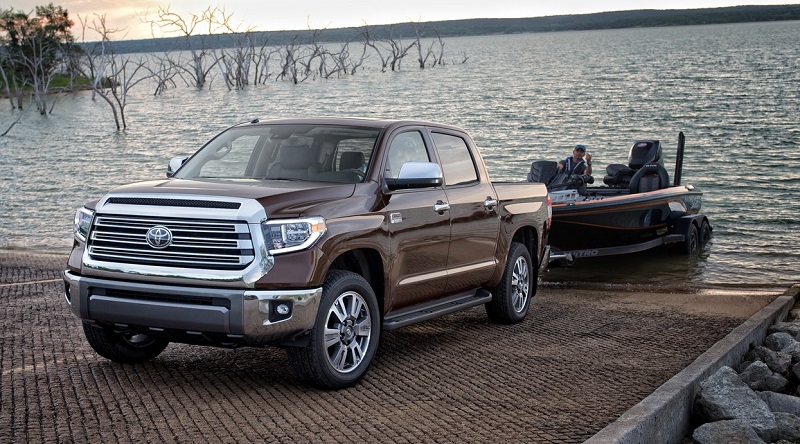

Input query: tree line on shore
[105,4,800,55]
[0,3,461,132]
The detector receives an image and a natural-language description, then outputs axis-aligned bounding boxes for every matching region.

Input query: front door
[384,130,450,309]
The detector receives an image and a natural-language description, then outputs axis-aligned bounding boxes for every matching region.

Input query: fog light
[276,303,290,315]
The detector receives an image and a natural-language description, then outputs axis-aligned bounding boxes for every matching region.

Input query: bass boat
[528,132,711,265]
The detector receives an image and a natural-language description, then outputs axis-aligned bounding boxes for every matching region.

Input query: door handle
[484,197,498,211]
[433,201,450,213]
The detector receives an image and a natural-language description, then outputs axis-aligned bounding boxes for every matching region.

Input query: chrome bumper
[63,270,321,345]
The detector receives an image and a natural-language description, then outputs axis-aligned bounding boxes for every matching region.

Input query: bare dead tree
[207,9,255,90]
[0,59,17,109]
[277,36,303,84]
[146,53,180,95]
[77,14,153,130]
[433,30,445,66]
[386,28,416,72]
[348,41,368,75]
[359,25,389,73]
[24,37,58,113]
[251,36,274,84]
[411,22,429,69]
[324,43,353,79]
[151,5,228,88]
[216,40,252,91]
[1,113,23,136]
[300,29,326,80]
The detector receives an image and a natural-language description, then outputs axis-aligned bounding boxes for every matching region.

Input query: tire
[683,222,700,255]
[699,220,712,245]
[82,322,169,363]
[286,270,381,389]
[486,242,534,324]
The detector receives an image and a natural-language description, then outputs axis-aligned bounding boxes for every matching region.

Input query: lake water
[1,20,798,289]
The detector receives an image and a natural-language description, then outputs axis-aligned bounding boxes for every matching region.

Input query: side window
[431,132,478,186]
[386,131,429,179]
[199,135,261,177]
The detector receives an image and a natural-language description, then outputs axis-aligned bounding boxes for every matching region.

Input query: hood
[108,178,357,218]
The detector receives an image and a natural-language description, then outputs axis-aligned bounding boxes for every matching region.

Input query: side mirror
[384,162,443,191]
[166,156,188,178]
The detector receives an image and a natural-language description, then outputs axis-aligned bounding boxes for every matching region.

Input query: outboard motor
[527,160,559,185]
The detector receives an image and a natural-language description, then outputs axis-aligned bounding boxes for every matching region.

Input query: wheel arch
[674,214,710,236]
[511,225,540,268]
[328,248,385,315]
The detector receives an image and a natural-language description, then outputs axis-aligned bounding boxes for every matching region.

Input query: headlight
[261,217,327,255]
[73,207,94,242]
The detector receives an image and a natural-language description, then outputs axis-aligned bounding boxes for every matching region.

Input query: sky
[7,0,800,41]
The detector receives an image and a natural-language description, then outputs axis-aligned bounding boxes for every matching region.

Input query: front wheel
[486,242,534,324]
[83,323,169,363]
[287,270,381,389]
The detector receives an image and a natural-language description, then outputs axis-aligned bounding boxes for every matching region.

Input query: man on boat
[557,144,593,176]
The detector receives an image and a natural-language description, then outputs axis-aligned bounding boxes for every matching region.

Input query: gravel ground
[0,250,787,443]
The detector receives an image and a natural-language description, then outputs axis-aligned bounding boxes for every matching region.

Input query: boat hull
[548,185,702,253]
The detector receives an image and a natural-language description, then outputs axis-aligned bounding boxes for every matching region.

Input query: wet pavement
[0,250,787,443]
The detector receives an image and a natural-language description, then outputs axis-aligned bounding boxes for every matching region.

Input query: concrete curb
[585,284,800,444]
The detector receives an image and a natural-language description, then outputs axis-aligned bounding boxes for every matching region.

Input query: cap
[574,144,586,151]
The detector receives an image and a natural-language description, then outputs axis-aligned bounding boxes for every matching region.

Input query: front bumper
[63,270,322,346]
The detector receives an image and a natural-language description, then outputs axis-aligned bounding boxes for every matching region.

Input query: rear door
[430,129,500,294]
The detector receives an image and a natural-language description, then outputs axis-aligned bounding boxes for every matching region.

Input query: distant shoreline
[98,5,800,54]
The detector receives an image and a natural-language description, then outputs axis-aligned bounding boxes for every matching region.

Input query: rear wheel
[486,242,534,324]
[83,323,169,363]
[287,270,380,389]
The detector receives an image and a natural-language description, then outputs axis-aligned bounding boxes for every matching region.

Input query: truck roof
[236,116,466,133]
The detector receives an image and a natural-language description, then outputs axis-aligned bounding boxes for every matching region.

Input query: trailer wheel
[83,323,169,363]
[286,270,380,389]
[486,242,534,324]
[699,220,712,245]
[683,223,700,255]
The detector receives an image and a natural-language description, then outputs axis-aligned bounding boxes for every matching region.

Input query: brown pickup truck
[64,117,551,389]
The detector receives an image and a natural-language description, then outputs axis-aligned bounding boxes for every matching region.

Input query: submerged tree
[149,5,230,89]
[76,13,152,130]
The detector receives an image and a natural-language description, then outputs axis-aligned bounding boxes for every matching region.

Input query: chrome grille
[87,215,255,270]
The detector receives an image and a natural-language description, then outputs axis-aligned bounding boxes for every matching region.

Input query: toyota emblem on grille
[146,226,173,249]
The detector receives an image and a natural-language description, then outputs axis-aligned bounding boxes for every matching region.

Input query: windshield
[174,124,380,184]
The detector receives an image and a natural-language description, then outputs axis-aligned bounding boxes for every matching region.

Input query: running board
[383,289,493,331]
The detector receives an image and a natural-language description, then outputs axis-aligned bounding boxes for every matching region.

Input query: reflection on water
[1,21,798,288]
[543,243,714,287]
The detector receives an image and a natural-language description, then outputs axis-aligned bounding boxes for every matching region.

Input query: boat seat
[340,151,365,170]
[629,163,670,193]
[267,142,320,179]
[628,140,663,169]
[603,163,635,187]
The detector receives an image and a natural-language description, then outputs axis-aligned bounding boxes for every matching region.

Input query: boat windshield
[174,124,379,184]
